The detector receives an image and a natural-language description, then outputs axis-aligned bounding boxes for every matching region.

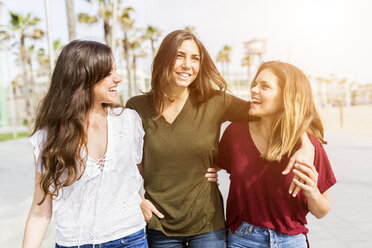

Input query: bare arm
[22,165,52,248]
[282,133,315,174]
[292,161,331,218]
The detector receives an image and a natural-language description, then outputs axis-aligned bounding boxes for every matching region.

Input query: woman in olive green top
[126,30,313,248]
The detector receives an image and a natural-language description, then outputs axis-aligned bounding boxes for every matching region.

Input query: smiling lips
[176,72,192,80]
[251,97,262,105]
[109,86,117,93]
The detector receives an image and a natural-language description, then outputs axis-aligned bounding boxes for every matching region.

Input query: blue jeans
[56,229,148,248]
[227,222,307,248]
[146,228,226,248]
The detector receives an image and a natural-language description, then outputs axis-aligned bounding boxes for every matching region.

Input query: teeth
[178,72,190,77]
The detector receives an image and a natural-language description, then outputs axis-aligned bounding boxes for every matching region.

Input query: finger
[291,184,302,197]
[145,212,153,222]
[294,164,317,182]
[297,160,318,175]
[282,157,296,175]
[205,173,217,178]
[289,175,305,195]
[150,205,164,219]
[288,175,299,194]
[207,167,218,173]
[293,169,316,187]
[207,177,218,182]
[292,177,312,192]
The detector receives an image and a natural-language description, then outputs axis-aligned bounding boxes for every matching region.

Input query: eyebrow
[256,80,273,85]
[177,50,200,57]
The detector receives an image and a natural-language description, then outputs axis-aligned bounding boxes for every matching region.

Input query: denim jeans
[146,227,226,248]
[227,222,307,248]
[55,229,148,248]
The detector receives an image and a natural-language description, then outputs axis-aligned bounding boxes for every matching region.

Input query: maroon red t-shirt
[217,121,337,235]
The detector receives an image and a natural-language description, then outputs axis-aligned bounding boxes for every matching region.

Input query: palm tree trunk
[104,17,112,46]
[65,0,76,41]
[20,35,32,131]
[132,55,137,94]
[150,38,155,58]
[123,33,132,97]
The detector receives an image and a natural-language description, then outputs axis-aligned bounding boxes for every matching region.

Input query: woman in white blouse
[22,40,148,247]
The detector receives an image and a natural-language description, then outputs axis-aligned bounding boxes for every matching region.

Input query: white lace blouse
[29,108,146,246]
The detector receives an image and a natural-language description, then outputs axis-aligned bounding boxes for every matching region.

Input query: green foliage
[0,132,29,142]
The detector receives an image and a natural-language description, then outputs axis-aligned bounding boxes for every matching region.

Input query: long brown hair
[251,61,326,162]
[147,30,227,118]
[32,40,116,204]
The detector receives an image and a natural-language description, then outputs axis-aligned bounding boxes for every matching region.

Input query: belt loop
[248,224,254,234]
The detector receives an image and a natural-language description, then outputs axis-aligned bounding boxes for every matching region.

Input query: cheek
[193,64,200,75]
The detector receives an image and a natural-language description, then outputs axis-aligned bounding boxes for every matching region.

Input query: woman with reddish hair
[217,61,336,248]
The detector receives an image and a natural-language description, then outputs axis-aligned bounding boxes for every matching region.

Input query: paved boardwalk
[1,132,371,247]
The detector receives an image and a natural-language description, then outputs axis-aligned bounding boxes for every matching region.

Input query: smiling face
[249,68,284,118]
[171,39,200,91]
[93,60,122,105]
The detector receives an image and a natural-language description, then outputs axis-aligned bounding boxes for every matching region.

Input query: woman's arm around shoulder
[221,93,252,122]
[23,164,52,248]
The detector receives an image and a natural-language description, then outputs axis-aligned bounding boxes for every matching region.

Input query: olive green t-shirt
[126,92,251,236]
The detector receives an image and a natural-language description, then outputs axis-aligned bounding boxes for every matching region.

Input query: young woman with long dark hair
[23,40,148,248]
[126,31,315,247]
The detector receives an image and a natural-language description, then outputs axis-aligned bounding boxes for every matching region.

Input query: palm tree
[78,0,116,45]
[241,55,252,83]
[118,7,134,97]
[216,50,226,77]
[222,45,231,79]
[37,40,64,68]
[216,45,232,79]
[7,11,44,130]
[65,0,76,41]
[143,25,161,58]
[129,32,147,92]
[184,26,196,35]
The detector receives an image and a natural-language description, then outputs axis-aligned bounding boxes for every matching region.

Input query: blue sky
[1,0,372,86]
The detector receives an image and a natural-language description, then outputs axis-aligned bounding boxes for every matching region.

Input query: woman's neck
[168,86,189,104]
[256,117,275,142]
[88,103,107,122]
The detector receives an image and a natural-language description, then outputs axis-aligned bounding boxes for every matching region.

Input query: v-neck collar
[160,95,191,126]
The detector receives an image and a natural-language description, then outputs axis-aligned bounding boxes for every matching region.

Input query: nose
[251,84,259,94]
[181,58,191,69]
[113,71,122,84]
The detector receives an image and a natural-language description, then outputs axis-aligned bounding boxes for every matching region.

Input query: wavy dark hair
[32,40,118,204]
[147,30,227,118]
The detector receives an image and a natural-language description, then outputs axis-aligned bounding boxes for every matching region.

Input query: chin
[175,81,192,88]
[248,110,259,117]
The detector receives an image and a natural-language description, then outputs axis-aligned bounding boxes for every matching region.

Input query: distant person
[217,61,337,248]
[126,30,314,248]
[23,40,148,247]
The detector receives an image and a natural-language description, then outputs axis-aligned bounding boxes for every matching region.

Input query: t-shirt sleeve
[217,124,234,173]
[29,129,47,173]
[125,96,138,111]
[312,138,337,193]
[222,93,252,122]
[128,109,145,164]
